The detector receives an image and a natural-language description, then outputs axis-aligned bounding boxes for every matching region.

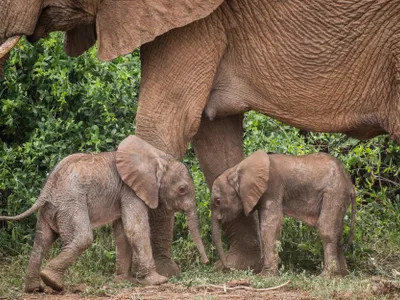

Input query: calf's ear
[227,150,270,216]
[116,135,170,209]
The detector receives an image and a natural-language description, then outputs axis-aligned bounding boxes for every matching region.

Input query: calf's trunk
[211,215,227,268]
[186,208,209,264]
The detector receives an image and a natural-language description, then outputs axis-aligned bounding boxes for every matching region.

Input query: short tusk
[0,36,21,59]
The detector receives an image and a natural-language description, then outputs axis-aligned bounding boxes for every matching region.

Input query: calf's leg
[258,198,283,276]
[24,214,57,293]
[317,193,349,276]
[121,192,167,285]
[40,207,93,291]
[113,219,139,283]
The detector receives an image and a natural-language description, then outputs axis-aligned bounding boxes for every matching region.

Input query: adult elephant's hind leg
[193,115,263,273]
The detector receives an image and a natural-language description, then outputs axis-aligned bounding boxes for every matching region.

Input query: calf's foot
[114,274,139,284]
[155,257,180,277]
[40,268,64,292]
[24,278,44,293]
[215,249,263,273]
[141,272,168,286]
[216,213,263,273]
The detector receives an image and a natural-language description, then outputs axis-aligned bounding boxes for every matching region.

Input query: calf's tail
[346,191,356,248]
[0,201,44,221]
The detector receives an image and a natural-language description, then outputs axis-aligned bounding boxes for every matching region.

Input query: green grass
[1,256,398,299]
[171,267,399,299]
[1,225,399,300]
[1,198,399,299]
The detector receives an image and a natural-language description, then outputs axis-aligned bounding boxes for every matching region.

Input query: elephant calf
[211,150,356,276]
[0,135,208,292]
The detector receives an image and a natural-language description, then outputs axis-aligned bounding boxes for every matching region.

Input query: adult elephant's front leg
[193,115,263,273]
[148,206,179,277]
[135,15,227,277]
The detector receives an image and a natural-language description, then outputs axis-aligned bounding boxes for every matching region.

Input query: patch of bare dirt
[17,283,314,300]
[18,278,400,300]
[371,278,400,296]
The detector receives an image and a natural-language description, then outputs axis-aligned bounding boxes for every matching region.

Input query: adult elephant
[1,0,399,275]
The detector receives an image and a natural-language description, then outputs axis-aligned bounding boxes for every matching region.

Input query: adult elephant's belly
[216,0,400,140]
[244,50,393,139]
[213,54,392,140]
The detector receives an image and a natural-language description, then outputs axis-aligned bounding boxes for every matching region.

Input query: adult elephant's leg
[135,16,226,277]
[192,115,263,273]
[148,206,178,277]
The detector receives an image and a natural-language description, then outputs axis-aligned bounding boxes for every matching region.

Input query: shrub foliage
[0,34,399,278]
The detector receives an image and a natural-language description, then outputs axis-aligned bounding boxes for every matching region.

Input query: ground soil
[11,278,400,299]
[14,283,314,300]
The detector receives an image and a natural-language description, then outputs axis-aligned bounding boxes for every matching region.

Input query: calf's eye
[178,185,187,195]
[215,198,221,206]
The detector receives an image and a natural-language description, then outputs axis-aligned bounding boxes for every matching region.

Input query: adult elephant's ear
[64,24,97,57]
[95,0,224,61]
[227,150,270,216]
[116,135,170,209]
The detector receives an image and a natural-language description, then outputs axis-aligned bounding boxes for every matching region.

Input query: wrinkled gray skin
[211,150,356,277]
[0,0,399,275]
[0,135,208,293]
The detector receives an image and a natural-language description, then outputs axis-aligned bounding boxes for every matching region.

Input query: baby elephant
[211,150,355,277]
[0,135,208,292]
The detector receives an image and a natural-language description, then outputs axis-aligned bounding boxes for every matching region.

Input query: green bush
[241,112,399,275]
[0,34,399,280]
[0,33,140,254]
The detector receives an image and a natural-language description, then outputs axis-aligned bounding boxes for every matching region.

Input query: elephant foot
[341,269,350,277]
[320,264,348,278]
[155,257,180,277]
[320,270,334,278]
[320,269,348,278]
[40,268,64,292]
[215,250,263,273]
[141,272,168,286]
[259,266,279,277]
[114,274,139,285]
[24,279,44,293]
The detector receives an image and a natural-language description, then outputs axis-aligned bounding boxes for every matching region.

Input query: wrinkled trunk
[0,36,20,60]
[0,55,6,77]
[211,215,227,268]
[0,0,44,75]
[0,36,20,76]
[186,208,209,264]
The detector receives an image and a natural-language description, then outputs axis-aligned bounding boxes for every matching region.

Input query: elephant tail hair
[346,191,356,249]
[0,200,45,222]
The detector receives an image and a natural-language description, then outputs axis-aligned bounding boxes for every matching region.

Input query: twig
[375,176,400,186]
[197,280,290,292]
